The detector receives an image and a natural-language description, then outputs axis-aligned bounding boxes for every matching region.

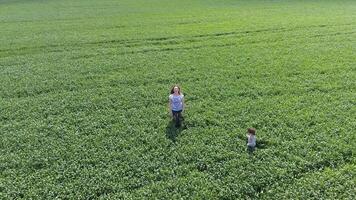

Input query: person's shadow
[165,120,185,143]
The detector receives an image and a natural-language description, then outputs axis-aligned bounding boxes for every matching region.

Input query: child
[168,85,185,127]
[247,128,256,151]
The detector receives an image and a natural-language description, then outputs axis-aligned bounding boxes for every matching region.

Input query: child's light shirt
[247,134,256,147]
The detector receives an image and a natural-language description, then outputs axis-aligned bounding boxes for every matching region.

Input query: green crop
[1,0,355,199]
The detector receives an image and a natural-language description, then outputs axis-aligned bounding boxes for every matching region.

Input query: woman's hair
[170,85,181,94]
[247,128,256,135]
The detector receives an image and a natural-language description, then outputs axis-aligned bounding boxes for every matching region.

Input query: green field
[1,0,356,199]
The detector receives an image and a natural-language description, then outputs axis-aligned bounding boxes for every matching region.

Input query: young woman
[168,85,185,127]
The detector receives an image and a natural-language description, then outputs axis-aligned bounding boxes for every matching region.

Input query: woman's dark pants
[172,110,183,127]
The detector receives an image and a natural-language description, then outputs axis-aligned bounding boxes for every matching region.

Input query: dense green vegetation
[1,0,355,199]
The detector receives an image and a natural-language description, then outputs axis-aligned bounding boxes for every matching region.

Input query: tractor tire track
[0,23,354,58]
